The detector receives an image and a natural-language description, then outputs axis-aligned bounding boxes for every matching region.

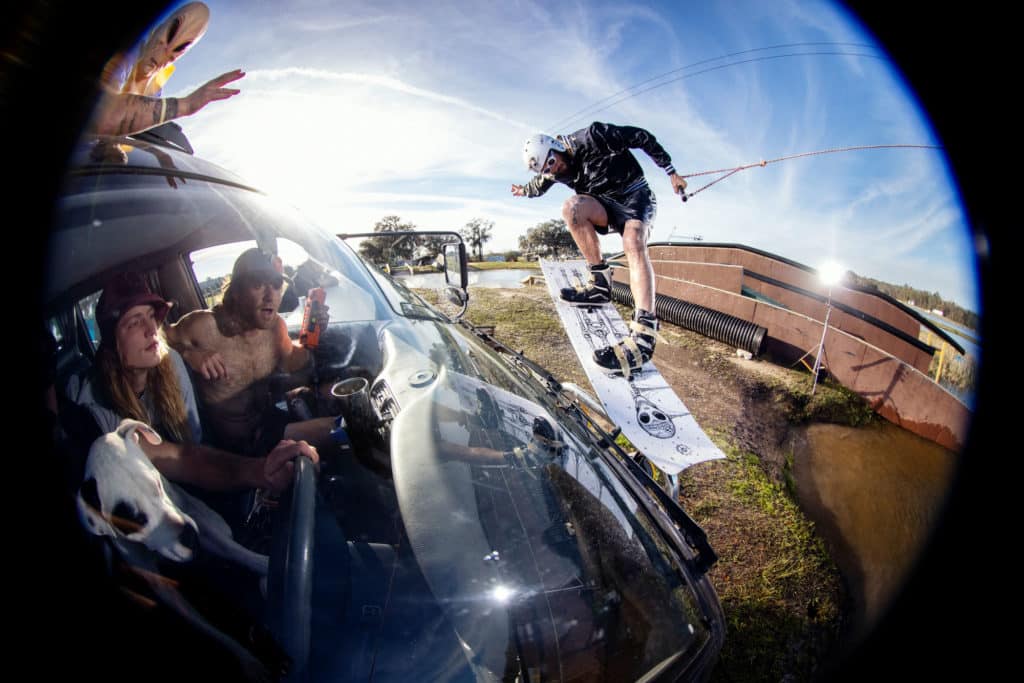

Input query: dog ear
[76,477,116,537]
[115,419,163,447]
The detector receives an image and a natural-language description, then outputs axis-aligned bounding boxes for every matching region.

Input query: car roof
[64,134,258,190]
[45,135,266,309]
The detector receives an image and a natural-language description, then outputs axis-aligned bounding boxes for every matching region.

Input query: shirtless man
[166,248,335,457]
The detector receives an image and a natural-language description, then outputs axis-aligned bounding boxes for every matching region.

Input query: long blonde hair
[96,336,191,444]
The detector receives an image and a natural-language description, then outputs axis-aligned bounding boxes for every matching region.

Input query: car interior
[46,227,479,680]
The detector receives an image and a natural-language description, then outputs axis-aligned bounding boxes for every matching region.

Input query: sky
[139,0,978,310]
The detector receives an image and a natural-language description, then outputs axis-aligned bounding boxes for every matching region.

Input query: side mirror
[443,243,469,320]
[443,242,468,290]
[444,285,468,308]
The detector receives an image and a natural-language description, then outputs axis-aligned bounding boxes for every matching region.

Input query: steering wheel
[268,455,317,681]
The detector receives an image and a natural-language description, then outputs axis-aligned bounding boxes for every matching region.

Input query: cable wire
[678,144,942,200]
[548,42,880,131]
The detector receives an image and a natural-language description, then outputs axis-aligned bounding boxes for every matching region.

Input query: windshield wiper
[399,301,445,321]
[461,320,562,394]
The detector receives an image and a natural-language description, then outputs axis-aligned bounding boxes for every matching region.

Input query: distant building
[931,309,944,317]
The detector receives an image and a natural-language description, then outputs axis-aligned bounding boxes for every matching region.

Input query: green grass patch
[681,438,844,682]
[465,289,557,337]
[781,378,875,427]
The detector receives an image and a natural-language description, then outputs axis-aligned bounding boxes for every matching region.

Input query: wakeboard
[539,258,725,474]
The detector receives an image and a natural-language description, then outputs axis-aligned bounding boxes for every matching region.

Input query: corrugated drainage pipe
[611,282,767,356]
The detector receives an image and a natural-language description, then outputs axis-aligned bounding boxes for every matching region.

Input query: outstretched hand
[183,69,245,116]
[263,439,319,494]
[510,184,526,197]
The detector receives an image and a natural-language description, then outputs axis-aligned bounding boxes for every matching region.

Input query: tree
[518,218,578,258]
[461,218,493,261]
[359,215,417,264]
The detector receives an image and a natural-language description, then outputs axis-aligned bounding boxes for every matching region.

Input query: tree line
[846,272,979,330]
[357,215,579,264]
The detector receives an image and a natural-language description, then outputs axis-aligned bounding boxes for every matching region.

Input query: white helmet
[523,133,566,173]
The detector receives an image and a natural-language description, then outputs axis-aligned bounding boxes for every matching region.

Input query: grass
[918,328,978,398]
[681,437,844,682]
[786,380,876,427]
[453,287,592,389]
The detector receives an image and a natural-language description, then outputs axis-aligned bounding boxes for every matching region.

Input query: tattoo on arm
[116,114,133,135]
[110,94,178,136]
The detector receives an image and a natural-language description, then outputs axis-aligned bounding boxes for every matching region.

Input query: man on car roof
[165,248,337,459]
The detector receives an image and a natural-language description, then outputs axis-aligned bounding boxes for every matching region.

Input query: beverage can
[300,286,327,348]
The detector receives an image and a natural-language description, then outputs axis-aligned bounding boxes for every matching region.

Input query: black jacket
[522,122,676,198]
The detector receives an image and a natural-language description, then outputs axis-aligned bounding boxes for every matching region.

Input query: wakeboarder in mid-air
[512,122,687,375]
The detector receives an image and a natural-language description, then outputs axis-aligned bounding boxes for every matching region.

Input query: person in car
[70,271,318,494]
[511,122,688,375]
[89,1,244,137]
[165,248,338,459]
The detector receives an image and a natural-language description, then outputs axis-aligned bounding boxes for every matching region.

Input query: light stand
[811,284,833,396]
[793,261,843,394]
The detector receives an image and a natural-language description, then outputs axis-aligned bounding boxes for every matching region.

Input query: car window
[277,237,378,329]
[78,290,102,352]
[190,240,258,308]
[47,316,65,351]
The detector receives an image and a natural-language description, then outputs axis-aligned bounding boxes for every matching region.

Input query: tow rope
[677,144,941,202]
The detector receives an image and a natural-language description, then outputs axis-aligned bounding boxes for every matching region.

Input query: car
[44,130,725,681]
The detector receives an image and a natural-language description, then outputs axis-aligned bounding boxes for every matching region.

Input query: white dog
[76,419,269,576]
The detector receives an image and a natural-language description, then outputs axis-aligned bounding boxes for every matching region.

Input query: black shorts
[590,180,658,235]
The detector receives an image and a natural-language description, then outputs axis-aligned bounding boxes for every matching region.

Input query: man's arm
[276,317,312,374]
[164,311,229,380]
[140,437,318,494]
[89,69,245,137]
[512,174,556,198]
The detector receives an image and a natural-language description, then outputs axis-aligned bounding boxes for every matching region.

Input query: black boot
[560,264,612,305]
[593,309,659,377]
